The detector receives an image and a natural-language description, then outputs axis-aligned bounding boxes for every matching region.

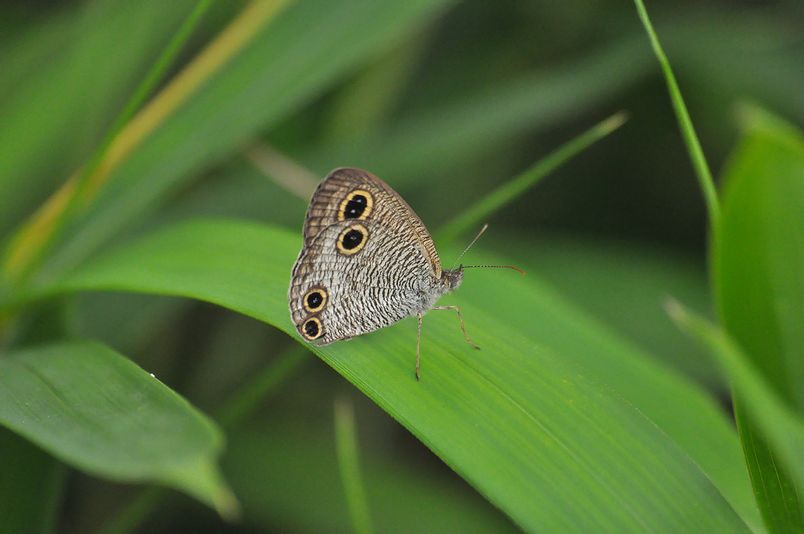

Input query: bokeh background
[1,0,802,531]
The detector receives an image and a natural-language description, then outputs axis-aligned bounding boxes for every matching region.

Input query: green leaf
[0,0,200,235]
[0,340,237,518]
[0,428,65,534]
[495,234,719,387]
[42,219,758,531]
[665,301,804,498]
[714,107,804,532]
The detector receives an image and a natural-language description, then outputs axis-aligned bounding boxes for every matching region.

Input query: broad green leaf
[0,340,237,518]
[0,428,64,534]
[42,219,757,531]
[714,108,804,532]
[37,0,455,282]
[495,234,719,387]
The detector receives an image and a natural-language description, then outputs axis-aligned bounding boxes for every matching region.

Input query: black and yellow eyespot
[301,317,323,341]
[336,224,369,255]
[338,189,373,221]
[303,287,327,313]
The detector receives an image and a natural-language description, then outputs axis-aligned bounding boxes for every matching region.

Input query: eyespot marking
[336,224,368,255]
[301,317,323,341]
[303,287,327,313]
[338,189,373,221]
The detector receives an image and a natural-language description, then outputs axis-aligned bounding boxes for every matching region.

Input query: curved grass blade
[714,108,804,532]
[436,112,627,243]
[0,340,238,519]
[666,300,804,489]
[30,0,455,287]
[36,219,757,531]
[632,0,719,228]
[1,0,293,289]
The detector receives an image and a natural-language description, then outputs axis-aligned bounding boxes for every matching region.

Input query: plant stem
[632,0,720,230]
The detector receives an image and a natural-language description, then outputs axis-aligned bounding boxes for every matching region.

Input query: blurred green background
[0,0,801,531]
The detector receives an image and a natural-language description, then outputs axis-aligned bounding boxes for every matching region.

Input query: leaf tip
[214,485,242,522]
[662,295,687,325]
[603,110,630,133]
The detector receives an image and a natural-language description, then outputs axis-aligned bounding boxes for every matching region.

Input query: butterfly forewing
[301,168,442,277]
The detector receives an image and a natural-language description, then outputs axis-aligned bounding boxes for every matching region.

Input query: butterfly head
[441,267,464,292]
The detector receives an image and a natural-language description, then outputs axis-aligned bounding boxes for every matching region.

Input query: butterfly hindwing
[289,220,434,343]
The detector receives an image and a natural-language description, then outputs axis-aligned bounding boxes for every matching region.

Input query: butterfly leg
[415,313,423,381]
[432,305,480,350]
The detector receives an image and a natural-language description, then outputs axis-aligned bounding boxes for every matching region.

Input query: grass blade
[632,0,719,229]
[436,112,627,243]
[714,107,804,532]
[665,300,804,489]
[37,218,757,531]
[1,0,292,288]
[335,398,374,534]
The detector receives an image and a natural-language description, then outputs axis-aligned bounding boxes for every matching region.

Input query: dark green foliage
[0,0,800,532]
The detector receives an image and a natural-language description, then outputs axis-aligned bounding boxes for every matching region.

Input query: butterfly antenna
[451,223,489,270]
[461,264,526,276]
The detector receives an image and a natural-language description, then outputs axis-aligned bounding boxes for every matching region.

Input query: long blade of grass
[714,106,804,532]
[1,0,216,286]
[665,300,804,488]
[0,0,201,236]
[632,0,719,229]
[20,0,455,289]
[436,112,627,243]
[35,219,758,531]
[1,0,293,289]
[334,398,374,534]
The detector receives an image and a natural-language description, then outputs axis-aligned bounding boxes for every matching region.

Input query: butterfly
[289,168,515,379]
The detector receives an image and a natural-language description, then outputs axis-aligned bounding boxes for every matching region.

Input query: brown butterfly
[289,168,519,379]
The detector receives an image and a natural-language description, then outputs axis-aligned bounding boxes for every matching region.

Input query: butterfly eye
[338,189,373,221]
[301,317,323,340]
[303,287,327,312]
[336,224,369,255]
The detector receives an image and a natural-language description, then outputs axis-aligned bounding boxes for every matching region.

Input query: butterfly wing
[289,220,435,343]
[289,168,447,343]
[301,167,442,278]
